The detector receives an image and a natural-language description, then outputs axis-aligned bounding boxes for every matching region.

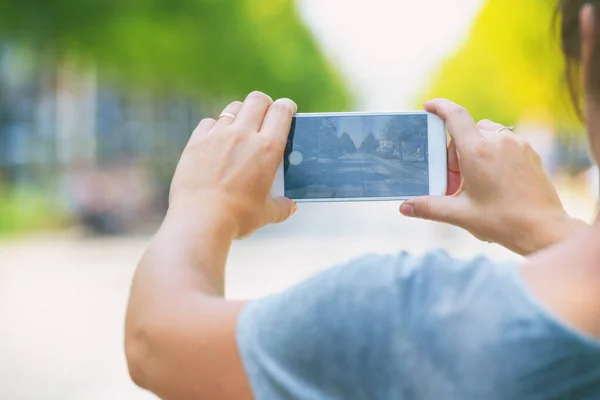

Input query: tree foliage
[359,132,378,152]
[0,0,351,111]
[383,115,426,144]
[419,0,580,131]
[339,132,357,153]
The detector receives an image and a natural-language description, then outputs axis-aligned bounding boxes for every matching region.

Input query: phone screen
[283,113,429,200]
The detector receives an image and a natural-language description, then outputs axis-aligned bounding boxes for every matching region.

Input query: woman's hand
[400,99,588,256]
[168,91,297,239]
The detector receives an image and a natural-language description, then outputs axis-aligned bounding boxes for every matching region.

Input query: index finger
[424,98,482,149]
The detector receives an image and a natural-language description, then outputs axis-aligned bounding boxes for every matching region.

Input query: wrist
[166,197,239,239]
[156,201,238,295]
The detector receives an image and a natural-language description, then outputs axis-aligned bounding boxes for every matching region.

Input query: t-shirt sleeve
[235,251,458,400]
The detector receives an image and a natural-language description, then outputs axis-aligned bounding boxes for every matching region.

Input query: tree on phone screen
[359,133,379,153]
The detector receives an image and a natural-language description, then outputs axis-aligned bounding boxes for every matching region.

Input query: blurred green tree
[418,0,580,132]
[0,0,351,111]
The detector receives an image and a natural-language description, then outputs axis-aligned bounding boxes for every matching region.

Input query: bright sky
[296,0,484,111]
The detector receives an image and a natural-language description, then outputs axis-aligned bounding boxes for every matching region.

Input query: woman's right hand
[400,99,588,256]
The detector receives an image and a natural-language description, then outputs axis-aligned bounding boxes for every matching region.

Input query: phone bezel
[281,111,447,202]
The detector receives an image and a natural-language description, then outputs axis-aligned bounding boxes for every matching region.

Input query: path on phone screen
[0,186,596,399]
[285,152,428,199]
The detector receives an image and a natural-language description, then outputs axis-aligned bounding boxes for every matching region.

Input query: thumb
[400,195,467,225]
[268,197,298,224]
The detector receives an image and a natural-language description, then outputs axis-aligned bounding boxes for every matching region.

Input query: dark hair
[557,0,600,116]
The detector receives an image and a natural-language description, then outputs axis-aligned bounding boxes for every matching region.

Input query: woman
[124,1,600,399]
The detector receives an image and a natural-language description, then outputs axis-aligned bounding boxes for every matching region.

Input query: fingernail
[291,202,298,216]
[400,203,416,217]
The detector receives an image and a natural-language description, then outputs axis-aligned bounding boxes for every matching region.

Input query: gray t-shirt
[236,251,600,400]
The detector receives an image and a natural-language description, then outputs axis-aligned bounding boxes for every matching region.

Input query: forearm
[149,206,236,295]
[125,207,241,395]
[126,205,237,333]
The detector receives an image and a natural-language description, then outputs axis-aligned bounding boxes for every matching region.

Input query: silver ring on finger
[496,126,515,133]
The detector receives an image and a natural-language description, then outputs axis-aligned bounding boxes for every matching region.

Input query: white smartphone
[271,111,447,202]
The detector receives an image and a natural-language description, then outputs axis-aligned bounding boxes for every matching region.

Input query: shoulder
[300,250,507,310]
[236,251,516,398]
[238,250,508,330]
[236,250,513,364]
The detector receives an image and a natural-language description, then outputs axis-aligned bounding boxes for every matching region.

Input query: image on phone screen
[283,113,430,200]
